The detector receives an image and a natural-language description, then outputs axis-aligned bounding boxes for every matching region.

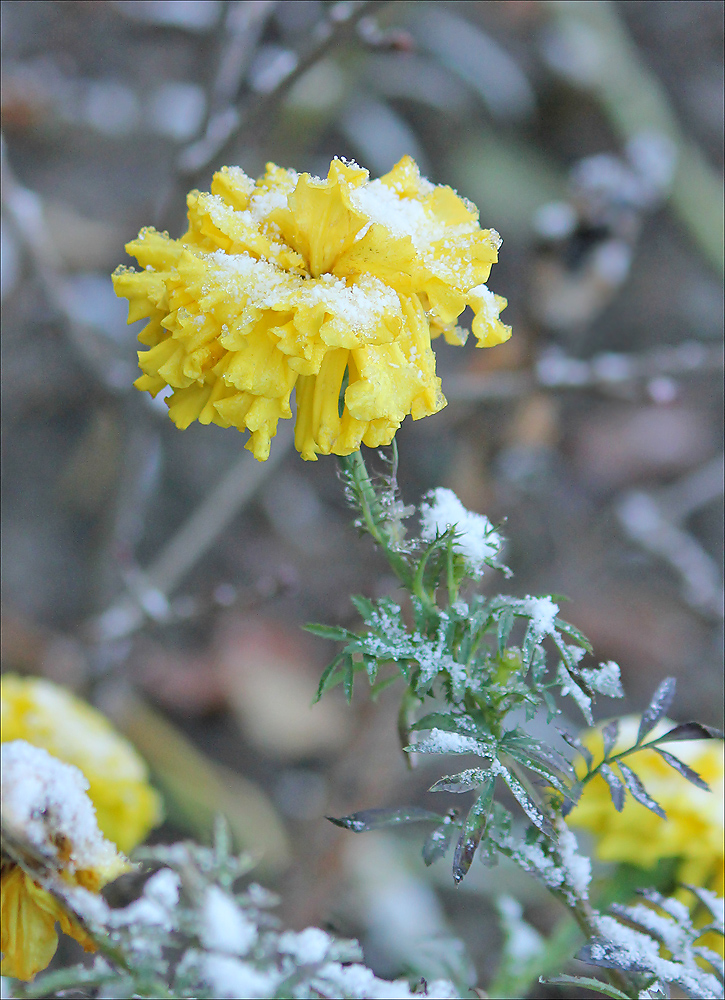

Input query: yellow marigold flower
[569,716,724,898]
[113,155,510,461]
[2,740,130,980]
[1,674,162,854]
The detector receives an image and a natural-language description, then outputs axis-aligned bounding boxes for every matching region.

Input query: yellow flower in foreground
[113,155,510,461]
[569,716,724,898]
[2,740,130,980]
[1,674,162,854]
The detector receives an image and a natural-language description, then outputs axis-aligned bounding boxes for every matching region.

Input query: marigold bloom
[1,674,162,854]
[2,740,130,980]
[569,716,724,900]
[113,155,510,461]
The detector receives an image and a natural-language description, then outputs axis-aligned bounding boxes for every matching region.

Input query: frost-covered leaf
[616,762,666,817]
[542,974,630,999]
[653,721,725,743]
[637,677,677,744]
[694,947,724,983]
[410,711,476,734]
[600,763,625,811]
[581,660,624,698]
[500,733,574,795]
[601,719,620,757]
[350,593,376,621]
[452,775,495,883]
[682,885,724,930]
[422,813,459,866]
[558,729,593,769]
[652,747,710,791]
[556,662,593,724]
[495,763,553,836]
[327,807,443,833]
[429,768,488,793]
[408,728,493,757]
[496,605,515,652]
[553,619,594,653]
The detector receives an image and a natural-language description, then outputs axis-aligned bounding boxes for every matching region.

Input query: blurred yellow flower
[2,740,130,980]
[569,715,724,899]
[1,674,162,854]
[113,155,510,461]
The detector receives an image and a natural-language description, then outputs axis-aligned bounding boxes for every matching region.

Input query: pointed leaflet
[496,764,554,836]
[327,807,443,833]
[304,623,353,642]
[557,729,593,769]
[552,619,593,653]
[452,774,495,883]
[542,975,630,999]
[637,677,676,744]
[652,747,710,792]
[429,769,488,793]
[497,605,515,653]
[653,721,725,743]
[601,719,620,757]
[315,653,345,702]
[350,593,376,621]
[600,763,625,811]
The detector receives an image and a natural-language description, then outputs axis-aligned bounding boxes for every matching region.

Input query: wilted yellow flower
[2,740,130,980]
[1,674,162,854]
[113,155,510,461]
[569,716,724,899]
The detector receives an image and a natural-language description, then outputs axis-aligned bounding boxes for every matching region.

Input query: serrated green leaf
[327,806,443,833]
[553,619,593,653]
[304,623,352,642]
[600,763,625,811]
[616,762,666,818]
[637,677,676,744]
[497,606,515,653]
[314,653,345,702]
[410,712,473,734]
[652,747,710,791]
[350,593,375,621]
[497,765,554,836]
[343,656,355,703]
[542,974,630,998]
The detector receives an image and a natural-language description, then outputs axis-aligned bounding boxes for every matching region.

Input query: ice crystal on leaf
[113,156,510,460]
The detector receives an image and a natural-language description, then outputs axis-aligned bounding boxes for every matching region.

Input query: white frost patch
[1,740,120,872]
[200,955,281,999]
[200,886,257,955]
[581,660,624,698]
[518,596,559,640]
[278,926,331,964]
[556,826,591,900]
[557,662,593,725]
[109,868,179,931]
[420,487,503,578]
[315,962,458,999]
[412,727,488,756]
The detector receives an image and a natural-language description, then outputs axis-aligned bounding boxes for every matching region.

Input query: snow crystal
[556,827,591,900]
[519,596,559,640]
[200,955,281,1000]
[469,283,501,324]
[278,926,331,964]
[314,962,458,999]
[109,869,180,931]
[419,488,502,578]
[200,886,257,955]
[413,727,486,756]
[1,740,120,872]
[581,660,624,698]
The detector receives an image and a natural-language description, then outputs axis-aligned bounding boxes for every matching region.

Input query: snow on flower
[0,674,162,854]
[113,155,510,461]
[1,741,130,981]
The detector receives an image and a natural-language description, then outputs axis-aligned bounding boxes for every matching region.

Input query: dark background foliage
[1,1,722,994]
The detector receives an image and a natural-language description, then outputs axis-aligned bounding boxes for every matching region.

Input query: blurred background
[1,1,723,995]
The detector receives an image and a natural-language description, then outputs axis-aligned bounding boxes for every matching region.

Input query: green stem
[338,450,413,588]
